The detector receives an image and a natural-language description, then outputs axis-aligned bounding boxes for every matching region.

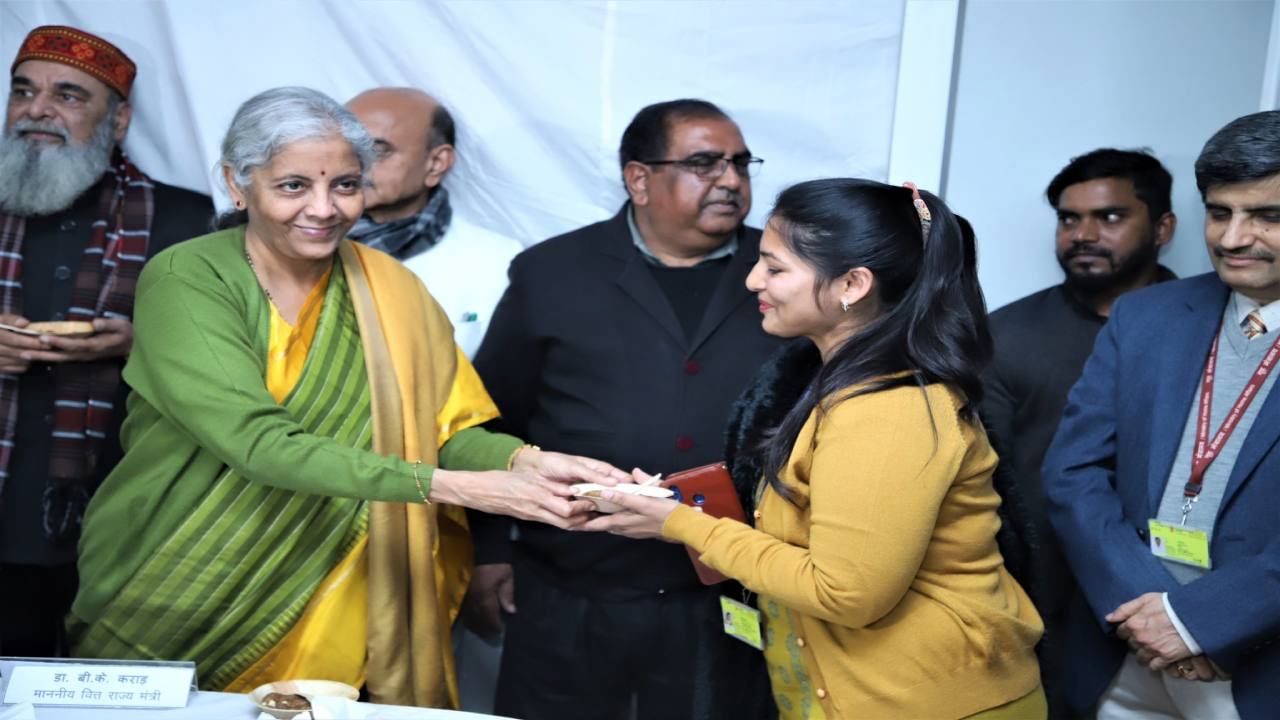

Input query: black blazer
[471,204,783,596]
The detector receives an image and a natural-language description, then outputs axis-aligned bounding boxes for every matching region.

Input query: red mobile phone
[661,462,746,585]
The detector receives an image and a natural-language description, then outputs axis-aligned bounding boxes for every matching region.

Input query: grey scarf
[348,186,452,261]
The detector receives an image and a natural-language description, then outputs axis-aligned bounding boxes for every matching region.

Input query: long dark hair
[758,178,991,500]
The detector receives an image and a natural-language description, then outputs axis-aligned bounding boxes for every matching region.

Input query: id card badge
[720,595,763,650]
[1148,519,1212,570]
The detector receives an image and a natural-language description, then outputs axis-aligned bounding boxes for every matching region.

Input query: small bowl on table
[249,679,360,719]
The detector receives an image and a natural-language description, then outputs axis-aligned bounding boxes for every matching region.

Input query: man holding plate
[0,25,213,658]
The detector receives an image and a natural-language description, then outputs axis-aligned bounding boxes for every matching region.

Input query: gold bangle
[507,443,540,471]
[413,460,430,504]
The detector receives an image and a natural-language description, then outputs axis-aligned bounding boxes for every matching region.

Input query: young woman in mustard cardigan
[587,178,1046,719]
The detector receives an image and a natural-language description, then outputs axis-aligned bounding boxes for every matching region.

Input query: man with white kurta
[346,88,520,358]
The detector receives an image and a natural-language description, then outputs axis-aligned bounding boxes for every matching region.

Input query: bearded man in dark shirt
[0,25,213,657]
[982,148,1177,719]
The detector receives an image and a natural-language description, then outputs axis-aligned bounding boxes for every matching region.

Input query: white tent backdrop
[0,0,906,246]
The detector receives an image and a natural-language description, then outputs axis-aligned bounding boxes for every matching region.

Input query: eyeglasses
[642,153,764,179]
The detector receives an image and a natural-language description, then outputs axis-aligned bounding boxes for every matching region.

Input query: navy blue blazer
[1043,272,1280,719]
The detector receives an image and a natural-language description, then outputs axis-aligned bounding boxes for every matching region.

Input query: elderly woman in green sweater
[69,87,623,708]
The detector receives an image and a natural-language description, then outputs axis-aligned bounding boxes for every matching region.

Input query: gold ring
[1177,663,1195,677]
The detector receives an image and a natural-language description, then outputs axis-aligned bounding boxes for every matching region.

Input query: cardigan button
[753,510,763,521]
[795,637,806,648]
[816,688,827,699]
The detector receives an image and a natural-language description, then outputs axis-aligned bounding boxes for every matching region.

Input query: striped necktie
[1242,309,1267,340]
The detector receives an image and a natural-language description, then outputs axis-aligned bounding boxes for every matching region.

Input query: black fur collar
[724,338,822,515]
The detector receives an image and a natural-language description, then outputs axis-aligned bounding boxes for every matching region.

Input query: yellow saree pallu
[73,238,494,708]
[342,242,495,709]
[228,243,492,706]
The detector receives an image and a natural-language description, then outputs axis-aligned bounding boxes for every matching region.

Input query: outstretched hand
[512,447,630,487]
[429,469,598,529]
[580,469,684,540]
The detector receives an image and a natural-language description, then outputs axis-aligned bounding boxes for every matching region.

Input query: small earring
[234,201,244,209]
[841,300,850,312]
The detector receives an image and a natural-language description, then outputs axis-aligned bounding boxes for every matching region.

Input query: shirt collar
[1230,291,1280,334]
[626,205,737,267]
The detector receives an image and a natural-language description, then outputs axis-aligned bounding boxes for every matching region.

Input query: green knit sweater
[72,228,519,623]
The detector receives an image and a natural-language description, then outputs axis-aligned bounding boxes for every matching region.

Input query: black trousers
[1039,610,1077,720]
[495,560,775,720]
[0,562,77,657]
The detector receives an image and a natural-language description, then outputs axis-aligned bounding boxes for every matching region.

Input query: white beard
[0,115,116,217]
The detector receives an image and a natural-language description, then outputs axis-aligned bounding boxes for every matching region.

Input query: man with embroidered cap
[0,25,212,657]
[1044,110,1280,720]
[346,87,521,358]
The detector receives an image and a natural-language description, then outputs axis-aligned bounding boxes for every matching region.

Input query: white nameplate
[2,662,192,708]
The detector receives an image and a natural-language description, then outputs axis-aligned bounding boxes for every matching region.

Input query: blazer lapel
[1146,279,1229,513]
[600,206,686,348]
[1221,340,1280,514]
[688,235,755,354]
[614,255,687,348]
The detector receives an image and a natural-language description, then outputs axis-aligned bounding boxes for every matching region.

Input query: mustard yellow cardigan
[663,382,1043,719]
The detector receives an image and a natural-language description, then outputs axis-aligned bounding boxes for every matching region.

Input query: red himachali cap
[11,25,137,98]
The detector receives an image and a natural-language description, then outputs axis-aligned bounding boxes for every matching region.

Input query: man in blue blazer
[1044,109,1280,719]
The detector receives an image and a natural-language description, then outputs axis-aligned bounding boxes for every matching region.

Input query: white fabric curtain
[1,0,904,245]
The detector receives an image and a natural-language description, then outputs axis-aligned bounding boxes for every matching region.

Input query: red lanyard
[1183,328,1280,523]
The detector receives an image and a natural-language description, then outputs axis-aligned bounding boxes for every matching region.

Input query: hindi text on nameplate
[1,661,193,708]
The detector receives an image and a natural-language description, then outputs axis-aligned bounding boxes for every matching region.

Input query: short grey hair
[1196,110,1280,196]
[219,86,375,191]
